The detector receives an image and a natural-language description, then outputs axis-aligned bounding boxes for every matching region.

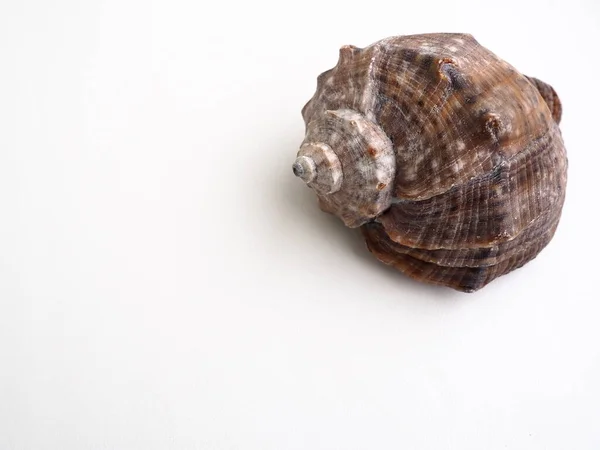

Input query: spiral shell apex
[293,33,567,293]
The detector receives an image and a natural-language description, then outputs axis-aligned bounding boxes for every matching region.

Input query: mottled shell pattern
[293,33,567,292]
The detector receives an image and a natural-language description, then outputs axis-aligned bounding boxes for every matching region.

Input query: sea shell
[293,33,567,292]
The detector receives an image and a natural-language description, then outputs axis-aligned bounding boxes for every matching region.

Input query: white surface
[1,0,599,448]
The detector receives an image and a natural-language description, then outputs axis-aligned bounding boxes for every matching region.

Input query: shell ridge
[361,43,382,121]
[363,207,560,267]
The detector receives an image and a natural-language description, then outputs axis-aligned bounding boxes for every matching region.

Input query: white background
[1,0,599,449]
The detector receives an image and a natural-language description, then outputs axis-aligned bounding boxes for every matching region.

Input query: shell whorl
[294,109,395,227]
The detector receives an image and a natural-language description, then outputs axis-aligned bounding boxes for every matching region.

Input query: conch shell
[293,33,567,292]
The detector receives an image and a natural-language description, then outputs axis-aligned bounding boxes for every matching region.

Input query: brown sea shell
[293,33,567,292]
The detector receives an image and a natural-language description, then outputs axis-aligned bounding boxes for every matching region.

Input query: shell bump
[293,33,567,293]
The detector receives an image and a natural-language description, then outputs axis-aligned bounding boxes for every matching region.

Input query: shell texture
[294,33,567,292]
